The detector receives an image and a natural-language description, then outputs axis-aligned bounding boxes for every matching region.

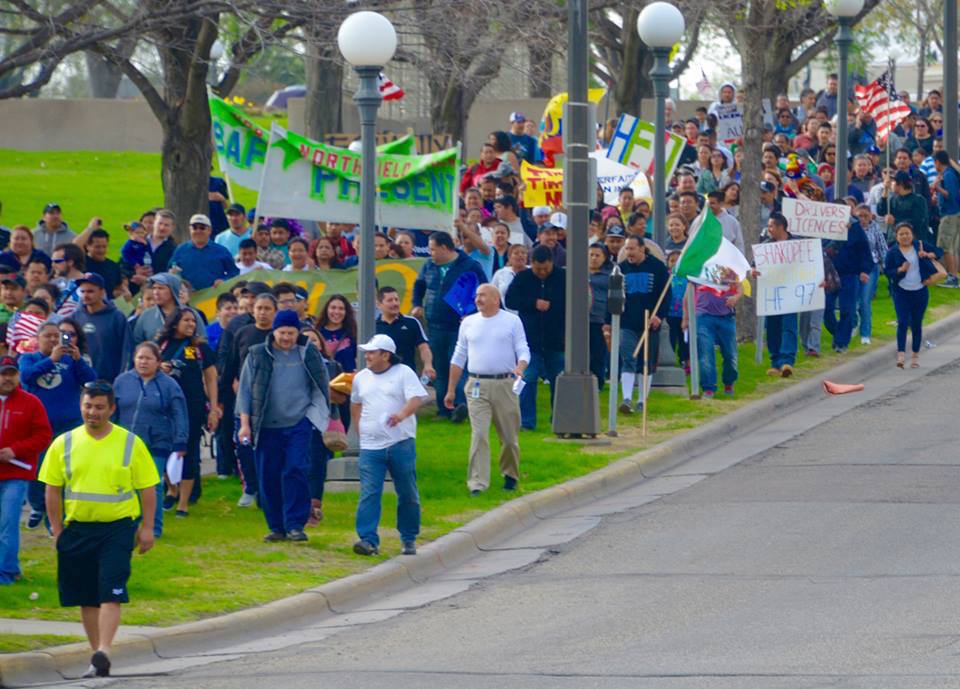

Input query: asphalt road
[83,348,960,689]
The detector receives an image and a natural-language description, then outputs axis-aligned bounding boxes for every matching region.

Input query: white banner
[590,151,651,205]
[781,197,851,240]
[752,238,825,316]
[257,124,459,232]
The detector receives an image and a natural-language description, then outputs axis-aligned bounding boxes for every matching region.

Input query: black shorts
[56,519,136,607]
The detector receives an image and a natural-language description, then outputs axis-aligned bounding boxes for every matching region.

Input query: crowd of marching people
[1,83,959,594]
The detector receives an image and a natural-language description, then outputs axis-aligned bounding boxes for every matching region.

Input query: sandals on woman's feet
[911,354,920,369]
[896,353,905,369]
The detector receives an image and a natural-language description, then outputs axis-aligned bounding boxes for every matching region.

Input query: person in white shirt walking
[446,284,530,496]
[351,334,429,556]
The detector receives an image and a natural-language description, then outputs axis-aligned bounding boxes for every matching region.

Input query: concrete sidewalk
[3,310,960,687]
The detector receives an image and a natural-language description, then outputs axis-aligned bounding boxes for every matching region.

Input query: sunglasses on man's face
[190,224,210,230]
[83,381,113,393]
[51,258,66,264]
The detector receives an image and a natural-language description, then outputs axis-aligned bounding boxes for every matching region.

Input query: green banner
[258,124,460,232]
[210,95,269,190]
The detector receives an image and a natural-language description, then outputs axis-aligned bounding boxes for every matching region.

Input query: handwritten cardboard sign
[752,238,825,316]
[781,197,851,241]
[714,103,743,144]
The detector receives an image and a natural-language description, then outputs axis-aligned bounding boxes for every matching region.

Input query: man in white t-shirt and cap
[351,334,429,556]
[446,284,530,496]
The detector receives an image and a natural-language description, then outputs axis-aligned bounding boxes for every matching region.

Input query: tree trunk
[734,9,775,344]
[917,28,928,100]
[304,28,343,140]
[84,37,136,98]
[85,51,125,98]
[528,42,553,98]
[431,80,467,147]
[161,119,211,244]
[612,8,656,117]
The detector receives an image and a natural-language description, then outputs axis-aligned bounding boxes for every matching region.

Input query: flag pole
[642,309,650,437]
[633,278,672,357]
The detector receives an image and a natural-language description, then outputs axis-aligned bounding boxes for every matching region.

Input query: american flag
[378,72,404,101]
[695,68,712,99]
[854,71,911,144]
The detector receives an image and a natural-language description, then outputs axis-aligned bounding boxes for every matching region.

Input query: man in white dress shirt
[445,284,530,496]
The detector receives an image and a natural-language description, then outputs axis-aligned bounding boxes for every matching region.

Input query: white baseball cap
[189,213,212,227]
[532,206,551,216]
[549,212,568,230]
[358,334,396,353]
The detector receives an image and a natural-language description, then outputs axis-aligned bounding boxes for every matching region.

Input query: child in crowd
[120,220,153,271]
[206,292,238,351]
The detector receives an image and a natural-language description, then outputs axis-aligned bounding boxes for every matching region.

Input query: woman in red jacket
[0,355,53,584]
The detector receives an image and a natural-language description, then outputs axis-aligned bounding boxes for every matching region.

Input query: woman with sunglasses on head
[155,307,218,517]
[113,342,188,537]
[18,318,96,530]
[884,221,946,368]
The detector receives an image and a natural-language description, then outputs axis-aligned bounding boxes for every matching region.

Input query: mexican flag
[674,206,751,294]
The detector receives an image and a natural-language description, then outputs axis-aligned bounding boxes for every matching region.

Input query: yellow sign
[520,161,564,208]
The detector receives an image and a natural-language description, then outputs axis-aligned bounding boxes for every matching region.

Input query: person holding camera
[18,318,97,529]
[155,307,218,517]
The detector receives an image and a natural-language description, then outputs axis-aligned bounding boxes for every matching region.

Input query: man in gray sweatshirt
[236,310,330,543]
[71,273,132,381]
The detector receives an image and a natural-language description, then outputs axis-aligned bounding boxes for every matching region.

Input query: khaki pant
[466,377,521,491]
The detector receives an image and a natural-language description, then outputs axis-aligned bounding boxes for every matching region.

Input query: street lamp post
[826,0,864,200]
[331,11,396,475]
[637,2,687,391]
[552,0,601,437]
[338,11,396,362]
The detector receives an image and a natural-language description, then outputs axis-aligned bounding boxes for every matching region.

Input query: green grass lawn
[2,148,960,640]
[0,634,85,654]
[0,149,257,259]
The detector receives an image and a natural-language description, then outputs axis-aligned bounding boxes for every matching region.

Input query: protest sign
[752,239,825,316]
[257,124,459,232]
[188,259,426,320]
[210,94,268,191]
[781,197,850,240]
[714,103,743,144]
[521,162,564,207]
[520,154,649,208]
[605,114,686,180]
[590,152,649,205]
[539,89,607,158]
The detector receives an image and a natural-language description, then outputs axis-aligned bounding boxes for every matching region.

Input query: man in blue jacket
[823,211,874,353]
[411,232,487,421]
[169,214,239,289]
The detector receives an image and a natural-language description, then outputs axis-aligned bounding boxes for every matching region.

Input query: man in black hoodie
[605,236,669,414]
[823,211,874,353]
[505,245,565,430]
[71,273,132,381]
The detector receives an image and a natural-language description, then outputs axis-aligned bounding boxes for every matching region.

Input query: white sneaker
[237,492,256,508]
[860,337,871,345]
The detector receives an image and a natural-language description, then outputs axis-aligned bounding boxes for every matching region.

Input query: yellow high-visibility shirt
[39,424,160,524]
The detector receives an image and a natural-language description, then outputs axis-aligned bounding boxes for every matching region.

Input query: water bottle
[420,374,431,386]
[144,253,152,268]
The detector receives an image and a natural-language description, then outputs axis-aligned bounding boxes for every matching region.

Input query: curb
[4,309,960,686]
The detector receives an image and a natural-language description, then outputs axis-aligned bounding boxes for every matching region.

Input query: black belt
[471,373,513,380]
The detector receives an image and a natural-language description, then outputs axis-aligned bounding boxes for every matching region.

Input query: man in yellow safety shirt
[40,380,159,679]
